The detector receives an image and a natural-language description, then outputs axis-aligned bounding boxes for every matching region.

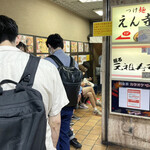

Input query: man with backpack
[45,34,82,150]
[0,15,69,150]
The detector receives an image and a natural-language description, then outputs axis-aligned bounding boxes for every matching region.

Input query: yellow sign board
[86,54,90,61]
[93,21,112,36]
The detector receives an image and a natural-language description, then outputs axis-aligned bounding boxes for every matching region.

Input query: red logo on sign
[116,31,131,40]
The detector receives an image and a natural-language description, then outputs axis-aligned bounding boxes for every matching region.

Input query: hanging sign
[93,21,112,36]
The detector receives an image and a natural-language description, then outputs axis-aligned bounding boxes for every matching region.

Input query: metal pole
[103,0,110,145]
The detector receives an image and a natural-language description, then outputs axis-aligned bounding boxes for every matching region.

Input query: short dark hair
[16,42,28,52]
[0,15,18,43]
[46,33,64,49]
[83,61,90,69]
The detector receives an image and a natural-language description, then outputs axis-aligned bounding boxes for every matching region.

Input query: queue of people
[0,15,101,150]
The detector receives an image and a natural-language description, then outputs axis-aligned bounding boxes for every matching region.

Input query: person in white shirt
[0,15,69,150]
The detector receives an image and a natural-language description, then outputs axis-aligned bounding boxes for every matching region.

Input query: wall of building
[0,0,90,42]
[102,0,150,149]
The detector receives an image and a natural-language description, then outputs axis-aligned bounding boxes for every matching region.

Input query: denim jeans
[56,107,74,150]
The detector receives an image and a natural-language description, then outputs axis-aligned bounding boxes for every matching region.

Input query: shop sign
[111,44,150,80]
[93,21,112,36]
[112,3,150,43]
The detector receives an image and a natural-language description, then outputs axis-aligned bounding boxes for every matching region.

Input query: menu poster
[19,35,34,53]
[63,41,70,53]
[72,55,78,62]
[36,37,48,53]
[78,42,83,52]
[84,43,89,52]
[37,54,49,59]
[78,55,87,64]
[71,42,77,52]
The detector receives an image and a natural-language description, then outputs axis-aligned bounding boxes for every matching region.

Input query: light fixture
[79,0,102,3]
[93,9,103,16]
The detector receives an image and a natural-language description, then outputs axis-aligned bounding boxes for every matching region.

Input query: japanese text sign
[111,44,150,80]
[93,21,112,36]
[112,3,150,43]
[119,87,149,111]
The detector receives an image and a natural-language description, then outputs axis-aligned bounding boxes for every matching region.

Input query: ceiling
[49,0,103,22]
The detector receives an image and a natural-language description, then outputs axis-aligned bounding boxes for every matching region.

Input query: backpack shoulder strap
[48,55,64,67]
[70,56,75,67]
[19,54,40,87]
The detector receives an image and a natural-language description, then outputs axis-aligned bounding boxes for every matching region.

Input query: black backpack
[0,55,46,150]
[48,55,82,107]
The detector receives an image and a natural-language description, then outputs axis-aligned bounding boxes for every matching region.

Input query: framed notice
[84,43,89,52]
[93,21,112,36]
[19,34,34,53]
[71,42,77,52]
[78,42,84,52]
[36,37,48,53]
[63,40,70,53]
[78,55,87,65]
[111,80,150,118]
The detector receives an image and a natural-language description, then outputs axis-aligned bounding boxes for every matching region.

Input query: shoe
[96,100,102,106]
[79,103,88,109]
[72,115,80,120]
[86,100,91,104]
[97,98,100,101]
[70,138,82,149]
[70,121,74,126]
[93,109,101,116]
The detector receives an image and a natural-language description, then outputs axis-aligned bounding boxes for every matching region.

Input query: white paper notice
[119,87,150,110]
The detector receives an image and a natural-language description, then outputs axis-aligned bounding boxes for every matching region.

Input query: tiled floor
[70,96,132,150]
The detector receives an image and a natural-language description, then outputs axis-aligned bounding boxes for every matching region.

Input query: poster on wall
[72,55,78,62]
[86,54,90,61]
[111,80,150,118]
[19,35,34,53]
[78,42,83,52]
[84,43,89,52]
[112,3,150,43]
[78,55,87,64]
[93,21,112,36]
[63,40,70,53]
[111,44,150,80]
[71,42,77,52]
[36,37,48,53]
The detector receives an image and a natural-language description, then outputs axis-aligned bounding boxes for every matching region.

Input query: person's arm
[48,113,61,148]
[81,81,86,87]
[87,77,92,81]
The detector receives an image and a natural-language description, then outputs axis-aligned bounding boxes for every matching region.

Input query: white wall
[0,0,90,42]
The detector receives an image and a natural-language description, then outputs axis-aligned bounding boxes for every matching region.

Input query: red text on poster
[127,89,141,108]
